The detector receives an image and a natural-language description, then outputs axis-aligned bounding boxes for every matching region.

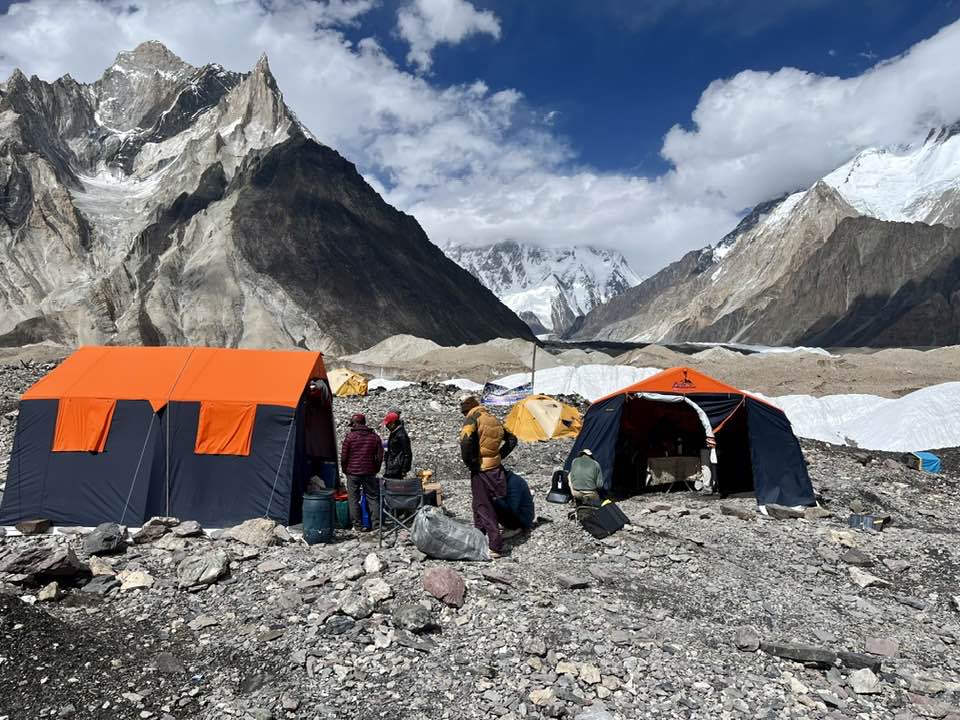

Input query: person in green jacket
[569,448,603,501]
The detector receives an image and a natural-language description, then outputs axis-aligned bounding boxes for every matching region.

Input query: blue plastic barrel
[318,461,338,489]
[302,490,335,544]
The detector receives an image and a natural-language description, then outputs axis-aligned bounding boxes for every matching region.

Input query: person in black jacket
[382,411,412,479]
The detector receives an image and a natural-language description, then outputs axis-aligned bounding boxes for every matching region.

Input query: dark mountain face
[228,136,533,350]
[0,42,532,353]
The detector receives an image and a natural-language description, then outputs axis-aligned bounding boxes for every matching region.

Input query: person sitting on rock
[458,395,518,558]
[340,413,383,531]
[383,410,412,479]
[569,448,603,501]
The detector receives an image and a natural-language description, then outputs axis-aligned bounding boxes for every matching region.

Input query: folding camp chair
[378,477,424,547]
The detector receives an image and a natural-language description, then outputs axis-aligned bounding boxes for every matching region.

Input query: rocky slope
[0,42,532,354]
[445,241,641,335]
[572,125,960,347]
[1,367,959,719]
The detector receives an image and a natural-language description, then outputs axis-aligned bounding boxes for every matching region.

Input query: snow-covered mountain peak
[444,240,642,334]
[820,124,960,227]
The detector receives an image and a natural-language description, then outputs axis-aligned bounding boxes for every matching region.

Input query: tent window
[195,402,257,456]
[52,397,117,453]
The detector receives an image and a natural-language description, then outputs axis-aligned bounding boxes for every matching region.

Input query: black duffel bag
[578,499,630,539]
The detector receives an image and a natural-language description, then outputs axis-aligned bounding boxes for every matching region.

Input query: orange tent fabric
[194,401,257,456]
[24,346,328,456]
[22,346,326,410]
[594,366,771,406]
[52,397,117,452]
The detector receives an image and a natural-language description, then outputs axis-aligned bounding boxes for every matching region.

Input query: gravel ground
[1,369,959,720]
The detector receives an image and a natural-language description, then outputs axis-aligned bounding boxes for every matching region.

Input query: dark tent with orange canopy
[565,367,815,507]
[0,346,337,527]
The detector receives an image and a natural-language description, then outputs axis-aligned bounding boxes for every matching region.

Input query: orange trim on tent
[52,397,117,453]
[22,346,326,410]
[593,366,774,407]
[194,401,257,456]
[170,347,326,407]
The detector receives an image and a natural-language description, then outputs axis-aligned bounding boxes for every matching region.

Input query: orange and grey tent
[565,367,814,507]
[0,346,337,527]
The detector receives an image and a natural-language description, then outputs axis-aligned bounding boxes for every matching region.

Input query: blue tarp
[912,451,942,473]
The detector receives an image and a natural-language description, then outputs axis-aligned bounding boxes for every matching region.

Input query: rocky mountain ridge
[444,240,641,335]
[0,41,532,354]
[572,126,960,347]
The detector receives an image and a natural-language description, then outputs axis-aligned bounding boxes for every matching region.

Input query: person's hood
[466,405,486,419]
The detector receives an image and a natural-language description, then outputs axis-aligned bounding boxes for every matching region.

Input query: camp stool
[378,477,424,548]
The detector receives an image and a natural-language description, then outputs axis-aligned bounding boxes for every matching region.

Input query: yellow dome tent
[328,368,369,397]
[504,394,582,442]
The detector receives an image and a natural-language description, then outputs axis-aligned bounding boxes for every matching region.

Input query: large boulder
[83,523,127,556]
[224,518,278,547]
[177,549,229,588]
[132,524,169,545]
[0,545,90,585]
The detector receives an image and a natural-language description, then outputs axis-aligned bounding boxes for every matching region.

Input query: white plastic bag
[411,506,490,561]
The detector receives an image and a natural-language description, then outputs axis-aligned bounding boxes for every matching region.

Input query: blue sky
[343,0,960,175]
[2,0,960,272]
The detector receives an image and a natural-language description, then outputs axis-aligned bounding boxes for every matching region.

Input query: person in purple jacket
[340,413,384,531]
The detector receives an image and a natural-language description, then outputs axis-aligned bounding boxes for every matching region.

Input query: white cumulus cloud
[0,1,959,276]
[396,0,501,72]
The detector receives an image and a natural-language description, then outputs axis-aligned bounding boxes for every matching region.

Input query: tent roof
[22,346,326,410]
[594,366,770,405]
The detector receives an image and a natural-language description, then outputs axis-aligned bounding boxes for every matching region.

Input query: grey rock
[734,626,761,652]
[363,576,394,603]
[224,518,279,547]
[176,549,229,588]
[154,652,186,674]
[144,516,180,528]
[15,518,51,534]
[363,552,385,574]
[557,574,592,590]
[865,637,899,657]
[893,594,927,610]
[849,668,881,694]
[324,615,356,635]
[840,548,875,567]
[759,641,836,667]
[848,566,890,588]
[882,558,912,573]
[188,614,219,631]
[393,604,435,634]
[813,628,837,643]
[574,704,614,720]
[837,651,883,672]
[0,545,90,585]
[339,592,373,619]
[523,636,547,657]
[764,504,805,520]
[172,520,203,537]
[132,523,169,544]
[37,581,60,602]
[83,523,127,555]
[81,575,120,596]
[720,504,755,521]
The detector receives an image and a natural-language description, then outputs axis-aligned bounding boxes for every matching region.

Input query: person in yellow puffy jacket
[459,395,518,557]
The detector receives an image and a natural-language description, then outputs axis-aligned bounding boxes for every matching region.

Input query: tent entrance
[610,394,715,497]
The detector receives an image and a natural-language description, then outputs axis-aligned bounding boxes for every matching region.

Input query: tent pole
[531,344,537,394]
[165,407,170,516]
